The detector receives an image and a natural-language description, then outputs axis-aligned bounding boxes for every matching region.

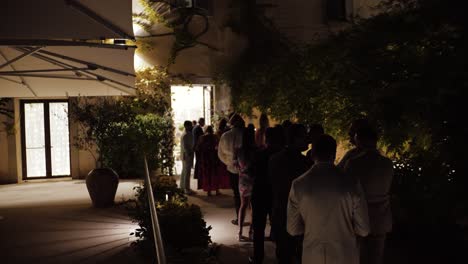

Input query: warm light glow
[171,85,211,127]
[134,53,151,71]
[132,23,147,37]
[171,85,212,175]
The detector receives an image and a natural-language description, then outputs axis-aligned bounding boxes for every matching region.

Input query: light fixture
[113,39,126,45]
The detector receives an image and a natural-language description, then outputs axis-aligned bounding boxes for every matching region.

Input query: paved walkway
[0,178,275,264]
[188,192,276,264]
[0,179,144,264]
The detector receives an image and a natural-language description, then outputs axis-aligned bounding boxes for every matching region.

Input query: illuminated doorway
[21,100,71,179]
[171,85,213,174]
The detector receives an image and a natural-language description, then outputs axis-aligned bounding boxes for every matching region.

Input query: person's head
[218,118,228,131]
[229,113,245,128]
[242,125,255,149]
[311,134,337,163]
[286,123,308,151]
[282,120,293,140]
[308,124,324,145]
[355,126,378,149]
[198,117,205,127]
[265,126,285,149]
[192,120,197,126]
[348,118,371,146]
[205,125,214,135]
[184,120,193,131]
[259,113,270,129]
[247,123,255,131]
[282,119,292,128]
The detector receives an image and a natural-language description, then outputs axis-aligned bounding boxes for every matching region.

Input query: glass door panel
[24,103,47,177]
[203,86,212,125]
[49,102,71,176]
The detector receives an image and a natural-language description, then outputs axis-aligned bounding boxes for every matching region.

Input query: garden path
[0,177,274,264]
[0,179,144,264]
[0,177,408,264]
[187,189,277,264]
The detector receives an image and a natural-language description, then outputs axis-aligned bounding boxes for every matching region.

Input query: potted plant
[70,97,121,208]
[70,67,174,208]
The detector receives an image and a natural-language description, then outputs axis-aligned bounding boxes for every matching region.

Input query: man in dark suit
[269,124,309,264]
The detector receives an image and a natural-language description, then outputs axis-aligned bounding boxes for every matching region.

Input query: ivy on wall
[218,1,468,250]
[0,98,13,118]
[134,0,217,65]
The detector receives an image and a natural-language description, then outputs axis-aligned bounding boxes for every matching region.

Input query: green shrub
[221,0,468,237]
[70,66,175,178]
[127,175,212,263]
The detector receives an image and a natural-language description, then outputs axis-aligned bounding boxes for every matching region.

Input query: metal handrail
[143,155,167,264]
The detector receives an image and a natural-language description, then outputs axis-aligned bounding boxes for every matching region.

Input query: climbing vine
[0,98,13,118]
[133,0,216,65]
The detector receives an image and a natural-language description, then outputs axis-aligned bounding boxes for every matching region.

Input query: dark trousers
[229,172,240,219]
[252,197,271,263]
[361,234,386,264]
[273,213,302,264]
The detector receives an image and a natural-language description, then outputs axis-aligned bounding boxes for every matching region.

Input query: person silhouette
[344,126,393,264]
[287,134,370,264]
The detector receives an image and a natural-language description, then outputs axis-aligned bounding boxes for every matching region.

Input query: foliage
[0,98,13,119]
[219,0,468,249]
[134,0,216,65]
[70,66,175,178]
[127,175,213,263]
[0,98,14,137]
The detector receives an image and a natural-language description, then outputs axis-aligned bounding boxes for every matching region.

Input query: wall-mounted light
[113,39,127,45]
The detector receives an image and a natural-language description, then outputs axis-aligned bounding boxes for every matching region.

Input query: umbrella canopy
[0,0,136,97]
[0,0,133,40]
[0,46,135,97]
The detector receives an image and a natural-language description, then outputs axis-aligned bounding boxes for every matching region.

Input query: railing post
[143,155,167,264]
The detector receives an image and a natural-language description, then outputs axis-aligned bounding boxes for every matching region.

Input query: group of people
[180,113,393,264]
[179,117,231,196]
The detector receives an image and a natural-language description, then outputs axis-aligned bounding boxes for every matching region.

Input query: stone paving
[0,178,276,264]
[0,179,143,264]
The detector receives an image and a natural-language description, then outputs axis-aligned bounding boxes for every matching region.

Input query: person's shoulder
[270,149,287,161]
[345,149,369,164]
[295,167,314,181]
[291,167,316,189]
[343,147,361,157]
[255,147,267,157]
[378,154,394,168]
[220,130,232,140]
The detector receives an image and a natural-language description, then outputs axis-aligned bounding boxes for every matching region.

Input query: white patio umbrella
[0,0,136,97]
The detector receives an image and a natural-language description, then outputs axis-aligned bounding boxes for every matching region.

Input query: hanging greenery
[0,98,13,118]
[134,0,217,65]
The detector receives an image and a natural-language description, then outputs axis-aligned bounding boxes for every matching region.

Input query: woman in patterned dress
[235,125,257,241]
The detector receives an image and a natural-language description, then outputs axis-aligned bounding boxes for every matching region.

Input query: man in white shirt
[344,127,394,264]
[180,120,194,194]
[287,134,370,264]
[218,114,245,225]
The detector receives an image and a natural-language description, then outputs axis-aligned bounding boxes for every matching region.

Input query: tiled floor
[0,179,143,264]
[0,178,277,264]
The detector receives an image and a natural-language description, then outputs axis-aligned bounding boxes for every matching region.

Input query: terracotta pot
[86,168,119,208]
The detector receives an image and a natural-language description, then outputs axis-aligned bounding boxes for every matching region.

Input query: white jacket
[287,162,370,264]
[217,127,243,174]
